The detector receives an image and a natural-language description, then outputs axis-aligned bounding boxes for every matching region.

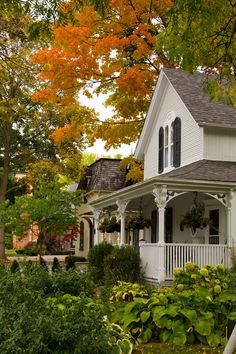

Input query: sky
[80,93,136,158]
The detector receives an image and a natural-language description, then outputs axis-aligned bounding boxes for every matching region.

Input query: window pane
[165,147,168,167]
[165,126,169,145]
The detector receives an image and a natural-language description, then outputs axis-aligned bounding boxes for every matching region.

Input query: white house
[90,68,236,284]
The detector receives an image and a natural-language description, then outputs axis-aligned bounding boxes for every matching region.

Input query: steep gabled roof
[163,68,236,127]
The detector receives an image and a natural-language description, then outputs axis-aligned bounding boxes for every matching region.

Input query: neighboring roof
[78,158,127,192]
[162,159,236,183]
[163,68,236,127]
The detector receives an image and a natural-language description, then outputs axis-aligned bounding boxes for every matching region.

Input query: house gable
[136,70,203,180]
[135,68,236,180]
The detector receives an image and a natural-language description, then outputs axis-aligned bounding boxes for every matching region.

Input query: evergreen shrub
[10,259,20,273]
[88,242,114,284]
[51,257,61,272]
[104,245,141,285]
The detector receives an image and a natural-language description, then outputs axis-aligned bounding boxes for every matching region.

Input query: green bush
[173,262,230,294]
[51,257,61,272]
[65,255,87,270]
[10,259,20,273]
[88,242,114,284]
[39,257,49,272]
[51,269,96,297]
[104,246,141,285]
[16,242,38,256]
[0,267,132,354]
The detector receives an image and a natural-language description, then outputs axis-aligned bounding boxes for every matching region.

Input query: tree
[5,181,81,257]
[0,1,97,258]
[156,0,236,107]
[32,0,174,148]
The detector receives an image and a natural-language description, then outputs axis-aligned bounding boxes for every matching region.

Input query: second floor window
[158,117,181,173]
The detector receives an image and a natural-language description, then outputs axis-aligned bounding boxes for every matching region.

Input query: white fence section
[140,243,230,281]
[139,243,160,281]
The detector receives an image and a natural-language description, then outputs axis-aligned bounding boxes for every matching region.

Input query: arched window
[158,116,181,172]
[158,127,164,173]
[79,221,84,251]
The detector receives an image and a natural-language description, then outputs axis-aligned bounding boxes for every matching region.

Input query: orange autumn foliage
[33,0,174,148]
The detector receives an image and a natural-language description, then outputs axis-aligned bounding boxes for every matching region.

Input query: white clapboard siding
[144,81,203,179]
[204,128,236,162]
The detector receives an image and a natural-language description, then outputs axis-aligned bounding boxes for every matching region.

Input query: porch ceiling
[89,173,236,210]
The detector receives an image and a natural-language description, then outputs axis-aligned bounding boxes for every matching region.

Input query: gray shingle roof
[163,68,236,127]
[162,159,236,183]
[78,158,127,192]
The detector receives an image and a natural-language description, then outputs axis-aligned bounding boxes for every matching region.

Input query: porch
[90,178,236,283]
[140,242,231,282]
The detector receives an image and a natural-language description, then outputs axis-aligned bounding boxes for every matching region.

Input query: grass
[133,343,224,354]
[5,249,24,257]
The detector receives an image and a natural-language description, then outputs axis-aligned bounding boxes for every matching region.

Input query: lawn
[5,249,24,257]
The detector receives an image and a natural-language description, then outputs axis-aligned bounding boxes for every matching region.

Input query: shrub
[0,269,132,354]
[10,260,20,273]
[173,262,230,294]
[16,242,38,256]
[88,242,114,284]
[51,257,61,272]
[39,257,48,272]
[104,246,141,285]
[65,255,76,270]
[51,269,96,297]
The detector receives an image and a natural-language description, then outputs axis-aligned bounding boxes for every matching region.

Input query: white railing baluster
[140,243,229,282]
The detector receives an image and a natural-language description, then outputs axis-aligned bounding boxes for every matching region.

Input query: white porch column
[116,199,129,246]
[152,185,168,282]
[93,208,102,245]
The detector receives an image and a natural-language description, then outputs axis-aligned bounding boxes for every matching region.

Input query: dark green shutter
[173,117,181,167]
[158,127,164,173]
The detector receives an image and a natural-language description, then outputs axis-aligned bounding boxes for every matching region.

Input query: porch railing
[165,243,230,279]
[140,243,230,281]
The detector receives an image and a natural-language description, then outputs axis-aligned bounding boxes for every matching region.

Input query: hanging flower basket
[180,194,211,235]
[99,216,121,233]
[127,214,151,230]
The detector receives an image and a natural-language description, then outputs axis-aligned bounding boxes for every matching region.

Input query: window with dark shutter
[173,117,181,167]
[79,221,84,251]
[158,126,164,173]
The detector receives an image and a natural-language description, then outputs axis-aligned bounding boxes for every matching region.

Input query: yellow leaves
[119,156,144,182]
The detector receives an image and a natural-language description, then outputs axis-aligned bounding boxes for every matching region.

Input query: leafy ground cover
[1,248,236,354]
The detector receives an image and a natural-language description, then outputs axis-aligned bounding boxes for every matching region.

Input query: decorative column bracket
[116,199,129,214]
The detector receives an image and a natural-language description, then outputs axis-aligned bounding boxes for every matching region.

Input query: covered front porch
[90,177,236,283]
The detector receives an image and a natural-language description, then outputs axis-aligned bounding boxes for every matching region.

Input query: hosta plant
[109,281,149,302]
